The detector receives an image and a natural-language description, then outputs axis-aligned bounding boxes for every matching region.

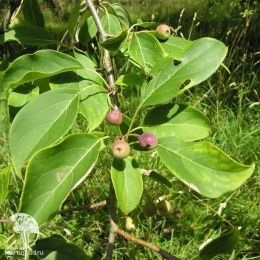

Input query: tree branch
[0,0,22,34]
[115,227,181,260]
[85,0,120,107]
[58,200,107,214]
[106,182,117,260]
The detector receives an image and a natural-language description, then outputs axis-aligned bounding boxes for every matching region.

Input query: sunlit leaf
[115,73,143,86]
[8,85,39,107]
[128,32,165,73]
[111,3,131,30]
[143,104,210,141]
[140,38,228,107]
[1,50,83,91]
[111,157,143,214]
[161,35,192,60]
[9,88,80,176]
[19,133,102,226]
[157,137,255,198]
[101,14,122,35]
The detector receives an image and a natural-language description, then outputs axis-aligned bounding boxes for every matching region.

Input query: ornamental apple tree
[0,0,255,259]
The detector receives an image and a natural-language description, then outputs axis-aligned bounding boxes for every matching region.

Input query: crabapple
[106,110,123,125]
[156,24,171,40]
[157,200,171,216]
[139,132,158,149]
[142,201,157,217]
[112,140,130,159]
[125,216,137,230]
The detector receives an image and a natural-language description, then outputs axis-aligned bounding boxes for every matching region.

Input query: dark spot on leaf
[179,79,191,90]
[145,75,153,83]
[173,60,181,66]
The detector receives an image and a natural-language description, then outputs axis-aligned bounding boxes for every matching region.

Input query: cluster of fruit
[125,200,171,230]
[106,110,158,159]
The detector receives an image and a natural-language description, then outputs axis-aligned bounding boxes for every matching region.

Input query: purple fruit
[106,110,123,125]
[112,140,130,159]
[156,24,170,40]
[139,132,158,149]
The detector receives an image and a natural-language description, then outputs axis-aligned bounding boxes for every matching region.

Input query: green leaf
[79,85,108,131]
[111,157,143,214]
[31,234,90,260]
[101,14,122,35]
[68,3,83,38]
[101,29,128,51]
[0,26,55,45]
[140,37,228,107]
[0,165,11,205]
[9,88,80,176]
[23,0,44,27]
[49,53,108,131]
[19,133,102,226]
[143,104,210,141]
[116,73,143,86]
[161,35,192,60]
[128,32,165,73]
[1,50,83,91]
[136,20,160,29]
[148,171,173,189]
[109,3,131,30]
[78,15,98,45]
[8,85,39,107]
[157,137,255,198]
[199,228,240,260]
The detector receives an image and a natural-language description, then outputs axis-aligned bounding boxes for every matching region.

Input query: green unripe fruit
[112,140,130,159]
[157,200,171,216]
[125,216,137,231]
[142,201,157,217]
[156,24,171,40]
[106,109,123,125]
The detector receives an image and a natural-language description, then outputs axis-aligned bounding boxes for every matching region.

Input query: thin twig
[115,228,181,260]
[85,0,120,107]
[58,200,107,214]
[106,182,117,260]
[0,0,22,34]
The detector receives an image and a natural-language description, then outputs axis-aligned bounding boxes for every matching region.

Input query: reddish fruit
[106,110,123,125]
[156,24,171,40]
[139,132,158,149]
[112,140,130,159]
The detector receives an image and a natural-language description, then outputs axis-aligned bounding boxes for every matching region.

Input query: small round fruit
[142,201,157,217]
[125,216,137,231]
[139,132,158,149]
[106,110,123,125]
[156,24,171,40]
[112,140,130,159]
[157,200,171,216]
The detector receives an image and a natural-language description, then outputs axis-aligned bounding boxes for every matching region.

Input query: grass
[0,0,260,259]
